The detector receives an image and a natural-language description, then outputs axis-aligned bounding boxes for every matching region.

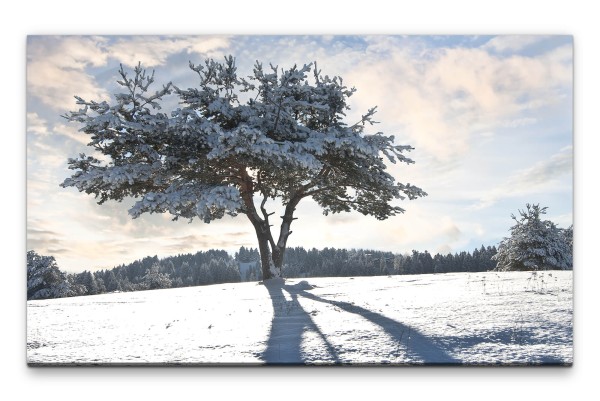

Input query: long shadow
[261,280,340,365]
[284,281,461,365]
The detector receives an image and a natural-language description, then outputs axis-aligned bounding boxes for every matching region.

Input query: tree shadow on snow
[261,280,459,365]
[261,280,341,365]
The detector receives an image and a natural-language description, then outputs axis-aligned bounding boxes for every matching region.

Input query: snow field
[27,271,572,365]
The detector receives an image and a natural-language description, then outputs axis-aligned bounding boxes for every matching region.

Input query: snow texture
[27,271,572,365]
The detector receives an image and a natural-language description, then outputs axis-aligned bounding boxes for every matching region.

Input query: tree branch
[237,167,262,223]
[302,187,332,197]
[293,166,331,199]
[259,193,277,251]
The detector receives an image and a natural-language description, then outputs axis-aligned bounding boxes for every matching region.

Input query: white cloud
[27,112,49,136]
[502,117,537,128]
[27,36,231,112]
[53,123,90,146]
[27,36,110,111]
[549,213,573,229]
[107,36,231,67]
[344,40,572,162]
[473,146,573,209]
[483,35,549,53]
[435,244,452,255]
[317,204,468,255]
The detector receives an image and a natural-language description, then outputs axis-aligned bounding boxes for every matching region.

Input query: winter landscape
[26,35,573,366]
[27,271,572,365]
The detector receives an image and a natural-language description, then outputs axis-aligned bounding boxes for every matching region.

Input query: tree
[493,204,572,271]
[235,246,259,263]
[561,225,573,260]
[27,250,72,300]
[105,270,122,292]
[75,270,100,295]
[61,57,426,280]
[141,263,172,290]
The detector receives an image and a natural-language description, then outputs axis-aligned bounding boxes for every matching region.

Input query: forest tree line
[27,245,501,300]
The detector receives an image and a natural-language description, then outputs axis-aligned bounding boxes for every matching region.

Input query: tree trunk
[239,171,301,281]
[255,227,275,280]
[252,221,282,281]
[252,218,290,281]
[269,198,300,275]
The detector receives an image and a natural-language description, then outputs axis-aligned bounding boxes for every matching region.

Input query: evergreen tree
[419,250,434,274]
[433,254,446,274]
[141,263,172,290]
[105,270,121,292]
[161,260,176,276]
[196,263,213,286]
[560,225,573,268]
[181,261,193,286]
[94,273,106,294]
[235,246,259,263]
[493,204,572,271]
[75,271,100,295]
[379,256,389,275]
[61,57,426,280]
[393,254,404,275]
[27,250,72,300]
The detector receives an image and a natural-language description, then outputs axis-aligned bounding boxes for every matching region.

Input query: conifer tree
[27,250,72,300]
[61,57,426,279]
[493,204,572,271]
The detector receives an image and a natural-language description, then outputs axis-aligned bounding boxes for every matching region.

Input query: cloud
[442,219,462,241]
[45,248,70,255]
[473,146,573,209]
[163,232,251,253]
[27,227,60,236]
[549,213,573,229]
[26,121,68,194]
[327,213,360,225]
[315,203,467,255]
[53,123,90,146]
[435,244,452,255]
[27,35,231,112]
[54,239,152,272]
[344,40,572,163]
[483,35,549,53]
[107,36,231,67]
[27,36,111,111]
[27,220,65,252]
[27,112,49,136]
[502,117,537,128]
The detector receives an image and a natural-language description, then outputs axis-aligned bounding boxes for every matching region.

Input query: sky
[26,35,573,273]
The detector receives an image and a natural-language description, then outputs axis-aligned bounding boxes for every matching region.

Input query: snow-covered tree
[195,263,213,286]
[104,270,122,292]
[561,225,573,256]
[27,250,72,300]
[61,57,426,280]
[75,270,100,295]
[141,263,172,290]
[493,204,572,271]
[235,246,259,263]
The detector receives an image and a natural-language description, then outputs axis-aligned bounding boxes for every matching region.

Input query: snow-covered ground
[27,271,572,365]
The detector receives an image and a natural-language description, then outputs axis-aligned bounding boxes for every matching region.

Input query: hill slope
[27,271,573,365]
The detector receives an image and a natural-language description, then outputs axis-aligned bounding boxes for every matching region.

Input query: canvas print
[26,35,573,366]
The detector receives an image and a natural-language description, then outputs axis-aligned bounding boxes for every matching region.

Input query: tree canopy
[27,250,72,300]
[61,56,426,279]
[493,204,572,271]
